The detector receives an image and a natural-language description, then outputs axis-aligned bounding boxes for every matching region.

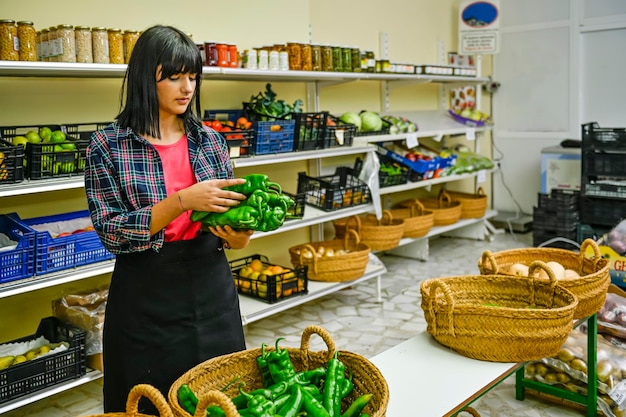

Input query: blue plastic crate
[253,120,295,155]
[17,210,115,275]
[0,214,36,283]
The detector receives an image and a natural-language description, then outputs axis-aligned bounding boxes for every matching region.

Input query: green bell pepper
[200,205,260,230]
[225,174,281,196]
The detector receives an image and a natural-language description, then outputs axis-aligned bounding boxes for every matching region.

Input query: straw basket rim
[401,192,462,226]
[334,211,405,251]
[167,325,389,417]
[446,187,488,218]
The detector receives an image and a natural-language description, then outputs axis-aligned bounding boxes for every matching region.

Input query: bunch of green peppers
[190,174,295,232]
[177,337,373,417]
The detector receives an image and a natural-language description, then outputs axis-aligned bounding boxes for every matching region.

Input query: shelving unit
[0,60,493,413]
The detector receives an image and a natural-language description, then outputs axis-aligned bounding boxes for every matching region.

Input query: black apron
[102,232,246,413]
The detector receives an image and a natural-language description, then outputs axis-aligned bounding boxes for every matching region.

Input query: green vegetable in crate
[247,83,303,120]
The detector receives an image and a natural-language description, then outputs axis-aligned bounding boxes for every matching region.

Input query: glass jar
[341,47,352,72]
[203,41,217,66]
[286,42,301,71]
[311,44,322,71]
[0,19,19,61]
[277,44,289,71]
[321,44,333,72]
[92,27,108,64]
[331,46,343,72]
[107,28,123,64]
[75,26,93,63]
[47,26,58,62]
[39,28,49,61]
[257,48,268,70]
[216,43,228,67]
[351,47,361,73]
[227,44,238,68]
[366,51,376,73]
[17,21,37,61]
[243,49,257,70]
[123,30,140,64]
[300,43,312,71]
[57,24,76,63]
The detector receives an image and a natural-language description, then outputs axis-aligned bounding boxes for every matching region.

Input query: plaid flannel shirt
[85,121,233,254]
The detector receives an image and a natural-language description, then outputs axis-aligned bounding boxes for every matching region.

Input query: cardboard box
[540,145,581,194]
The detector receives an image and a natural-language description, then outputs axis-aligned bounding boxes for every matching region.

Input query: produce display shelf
[232,143,376,168]
[0,176,85,197]
[239,253,386,325]
[0,260,114,299]
[378,168,498,195]
[0,369,103,414]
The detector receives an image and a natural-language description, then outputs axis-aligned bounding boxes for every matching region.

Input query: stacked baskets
[289,229,370,282]
[167,325,389,417]
[421,261,579,362]
[333,211,405,251]
[398,191,462,226]
[368,201,434,238]
[446,186,488,219]
[477,239,610,319]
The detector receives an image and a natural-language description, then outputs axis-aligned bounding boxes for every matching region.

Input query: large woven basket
[289,229,371,282]
[421,261,579,362]
[167,325,389,417]
[398,191,462,226]
[85,384,173,417]
[367,201,434,238]
[477,238,610,319]
[333,211,404,251]
[447,186,488,219]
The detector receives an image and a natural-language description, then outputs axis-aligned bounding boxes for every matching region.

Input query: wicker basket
[85,384,173,417]
[333,211,405,251]
[167,325,389,417]
[447,186,488,219]
[367,201,434,238]
[398,191,462,226]
[289,229,371,282]
[477,238,610,319]
[421,261,579,362]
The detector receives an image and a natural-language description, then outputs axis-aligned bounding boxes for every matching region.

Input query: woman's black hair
[116,25,203,138]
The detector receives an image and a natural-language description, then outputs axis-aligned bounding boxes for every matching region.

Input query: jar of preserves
[57,24,76,63]
[311,44,322,71]
[366,51,376,73]
[351,47,361,73]
[321,44,333,72]
[39,28,49,61]
[216,43,228,67]
[300,43,312,71]
[341,47,352,72]
[0,19,19,61]
[17,21,37,61]
[203,41,217,66]
[243,49,257,70]
[277,44,289,71]
[331,46,343,72]
[286,42,301,71]
[107,28,123,64]
[227,44,238,68]
[92,27,108,64]
[47,26,58,62]
[75,26,93,63]
[123,30,140,64]
[257,48,268,70]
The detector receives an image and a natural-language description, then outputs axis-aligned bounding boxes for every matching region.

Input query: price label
[406,132,419,148]
[466,128,476,141]
[477,169,486,183]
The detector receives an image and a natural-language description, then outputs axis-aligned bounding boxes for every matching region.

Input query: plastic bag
[358,152,381,219]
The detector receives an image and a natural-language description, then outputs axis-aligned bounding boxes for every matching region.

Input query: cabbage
[339,112,362,131]
[360,111,383,132]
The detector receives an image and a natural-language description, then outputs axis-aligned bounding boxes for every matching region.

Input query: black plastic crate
[321,115,356,149]
[378,153,409,188]
[229,254,308,303]
[583,179,626,199]
[202,109,254,158]
[0,317,86,405]
[577,223,610,243]
[583,150,626,177]
[297,166,371,211]
[537,189,580,210]
[292,112,329,151]
[354,117,392,137]
[284,191,306,220]
[581,196,626,227]
[0,139,25,184]
[582,122,626,151]
[533,207,580,230]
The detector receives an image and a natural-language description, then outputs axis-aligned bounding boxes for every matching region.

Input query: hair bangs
[158,41,203,80]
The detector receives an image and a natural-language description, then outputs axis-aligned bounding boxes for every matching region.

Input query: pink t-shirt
[152,135,201,241]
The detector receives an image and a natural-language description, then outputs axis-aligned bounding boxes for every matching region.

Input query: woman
[85,25,252,412]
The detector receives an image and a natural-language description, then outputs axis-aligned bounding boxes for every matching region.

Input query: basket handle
[528,260,559,306]
[426,280,456,336]
[300,244,320,274]
[126,384,174,417]
[343,229,361,251]
[459,407,481,417]
[579,238,601,262]
[479,250,502,274]
[409,200,425,216]
[379,209,393,225]
[300,325,337,365]
[476,187,485,196]
[438,190,452,207]
[344,215,362,234]
[194,390,239,417]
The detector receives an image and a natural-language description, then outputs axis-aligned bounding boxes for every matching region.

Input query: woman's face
[155,66,197,117]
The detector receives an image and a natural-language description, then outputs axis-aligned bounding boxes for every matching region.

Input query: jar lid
[107,28,122,32]
[75,25,91,30]
[17,21,34,25]
[0,19,16,24]
[57,24,74,29]
[92,26,107,31]
[41,28,49,33]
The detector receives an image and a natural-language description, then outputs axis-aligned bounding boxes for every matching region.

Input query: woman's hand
[209,225,253,250]
[178,178,246,213]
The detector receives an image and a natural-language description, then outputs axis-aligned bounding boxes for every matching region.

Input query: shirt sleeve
[85,131,154,254]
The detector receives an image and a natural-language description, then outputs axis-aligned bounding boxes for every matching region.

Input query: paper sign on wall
[459,0,500,55]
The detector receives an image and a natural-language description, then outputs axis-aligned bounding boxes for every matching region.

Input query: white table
[370,332,523,416]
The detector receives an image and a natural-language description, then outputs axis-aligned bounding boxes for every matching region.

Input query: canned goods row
[199,42,239,68]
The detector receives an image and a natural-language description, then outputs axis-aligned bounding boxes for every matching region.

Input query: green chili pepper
[267,338,297,384]
[225,174,282,196]
[237,383,276,417]
[231,381,289,409]
[301,387,331,417]
[257,206,286,232]
[340,367,353,399]
[278,385,304,417]
[190,210,211,223]
[323,352,343,417]
[177,384,226,417]
[340,394,372,417]
[201,205,259,230]
[257,343,273,387]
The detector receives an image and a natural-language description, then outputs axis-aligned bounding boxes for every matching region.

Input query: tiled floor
[3,231,587,417]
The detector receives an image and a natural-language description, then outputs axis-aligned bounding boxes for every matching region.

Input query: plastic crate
[580,196,626,227]
[583,180,626,199]
[533,207,580,230]
[251,119,295,155]
[229,254,308,303]
[378,153,409,188]
[321,115,356,149]
[202,109,254,157]
[537,189,580,210]
[292,111,329,151]
[0,316,87,405]
[297,166,371,212]
[582,122,626,151]
[0,139,25,184]
[577,223,610,243]
[0,214,36,284]
[583,150,626,177]
[16,210,115,275]
[284,191,306,220]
